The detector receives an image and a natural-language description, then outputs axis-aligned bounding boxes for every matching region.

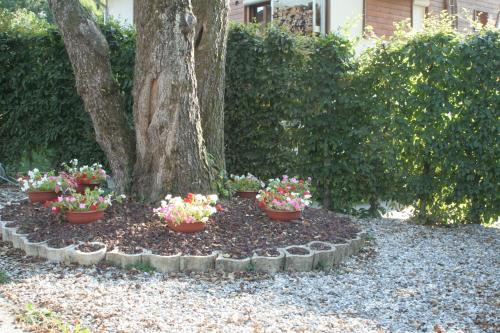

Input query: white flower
[165,194,172,201]
[120,194,127,199]
[207,194,218,203]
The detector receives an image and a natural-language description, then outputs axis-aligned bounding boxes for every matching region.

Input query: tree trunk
[48,0,135,193]
[132,0,211,201]
[192,0,229,172]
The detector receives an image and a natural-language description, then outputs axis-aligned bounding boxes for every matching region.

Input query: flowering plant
[62,159,107,184]
[226,173,264,192]
[51,188,125,213]
[267,175,312,199]
[257,175,313,212]
[257,190,308,212]
[154,193,218,226]
[18,169,74,193]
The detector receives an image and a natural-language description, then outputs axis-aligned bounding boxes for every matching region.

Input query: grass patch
[364,233,375,241]
[314,261,327,271]
[0,270,11,284]
[244,262,256,273]
[125,262,156,273]
[18,303,90,333]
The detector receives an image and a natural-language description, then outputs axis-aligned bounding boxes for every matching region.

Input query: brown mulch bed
[1,198,359,259]
[77,242,105,253]
[287,247,310,255]
[309,242,332,251]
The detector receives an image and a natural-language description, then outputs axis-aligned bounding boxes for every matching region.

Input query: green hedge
[0,12,498,223]
[0,11,134,171]
[225,24,394,213]
[359,21,500,223]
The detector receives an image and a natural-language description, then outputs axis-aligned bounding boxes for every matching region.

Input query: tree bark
[132,0,211,201]
[48,0,135,193]
[192,0,229,172]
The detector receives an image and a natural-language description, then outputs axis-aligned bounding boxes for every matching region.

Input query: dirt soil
[1,198,359,258]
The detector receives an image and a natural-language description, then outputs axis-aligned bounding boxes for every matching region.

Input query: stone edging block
[215,254,251,272]
[1,222,16,242]
[308,241,336,270]
[69,242,107,266]
[180,252,218,272]
[11,230,29,250]
[22,238,47,257]
[40,243,76,263]
[331,243,349,266]
[251,249,285,274]
[106,247,150,268]
[283,245,314,272]
[142,252,181,273]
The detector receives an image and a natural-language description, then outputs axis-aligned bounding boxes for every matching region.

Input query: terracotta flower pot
[167,220,206,233]
[66,210,105,224]
[236,191,258,199]
[265,207,301,221]
[75,183,100,194]
[28,191,59,204]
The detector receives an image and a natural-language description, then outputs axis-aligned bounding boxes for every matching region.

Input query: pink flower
[79,203,86,209]
[57,196,63,202]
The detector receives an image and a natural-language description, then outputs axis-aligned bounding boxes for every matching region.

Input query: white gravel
[0,216,498,332]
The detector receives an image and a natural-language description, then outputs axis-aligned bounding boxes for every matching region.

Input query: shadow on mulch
[1,198,359,259]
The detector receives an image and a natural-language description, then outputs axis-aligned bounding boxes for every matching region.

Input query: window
[445,0,458,28]
[473,10,488,27]
[245,1,271,24]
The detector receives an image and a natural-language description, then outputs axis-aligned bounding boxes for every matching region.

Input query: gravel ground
[0,188,499,332]
[0,216,498,332]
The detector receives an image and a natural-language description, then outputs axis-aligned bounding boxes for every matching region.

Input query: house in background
[229,0,499,37]
[105,0,134,25]
[104,0,499,37]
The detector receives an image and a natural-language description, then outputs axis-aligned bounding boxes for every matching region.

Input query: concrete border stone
[215,255,251,272]
[251,249,285,274]
[11,230,29,250]
[332,243,349,266]
[22,238,47,257]
[142,252,181,273]
[180,252,218,272]
[41,243,76,263]
[1,223,16,242]
[283,245,314,272]
[105,247,149,268]
[70,242,107,266]
[308,241,336,270]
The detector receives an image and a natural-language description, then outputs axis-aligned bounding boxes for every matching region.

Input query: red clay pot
[265,208,301,221]
[28,191,59,204]
[75,183,100,194]
[66,210,104,224]
[167,220,206,233]
[236,191,258,199]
